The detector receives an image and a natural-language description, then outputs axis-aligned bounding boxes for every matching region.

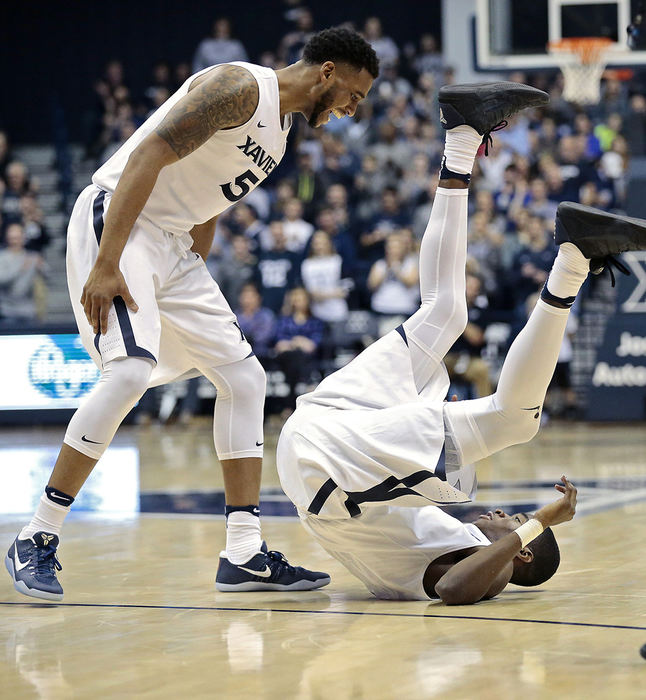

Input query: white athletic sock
[20,493,70,539]
[226,511,263,565]
[443,125,483,174]
[545,242,590,299]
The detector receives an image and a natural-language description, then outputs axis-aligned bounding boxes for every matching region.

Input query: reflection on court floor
[2,422,646,698]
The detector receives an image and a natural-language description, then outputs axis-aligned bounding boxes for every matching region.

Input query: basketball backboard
[475,0,646,70]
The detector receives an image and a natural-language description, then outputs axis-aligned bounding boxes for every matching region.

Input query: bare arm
[462,321,485,346]
[190,215,219,259]
[367,261,386,291]
[395,262,419,288]
[433,533,518,605]
[433,477,577,605]
[82,64,258,334]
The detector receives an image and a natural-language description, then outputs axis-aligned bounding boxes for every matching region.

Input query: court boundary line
[0,601,644,631]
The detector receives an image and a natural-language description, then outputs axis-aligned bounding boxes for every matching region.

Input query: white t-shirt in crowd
[301,254,349,322]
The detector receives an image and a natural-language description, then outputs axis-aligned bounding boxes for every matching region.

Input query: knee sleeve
[64,357,154,458]
[443,394,541,466]
[201,355,266,460]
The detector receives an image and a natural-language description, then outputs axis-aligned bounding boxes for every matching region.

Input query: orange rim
[548,37,613,64]
[603,68,635,81]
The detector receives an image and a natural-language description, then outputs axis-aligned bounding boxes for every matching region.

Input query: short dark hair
[303,27,380,79]
[511,527,560,587]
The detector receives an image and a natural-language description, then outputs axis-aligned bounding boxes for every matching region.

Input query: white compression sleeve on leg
[201,355,266,460]
[403,187,470,392]
[444,298,573,465]
[64,356,154,458]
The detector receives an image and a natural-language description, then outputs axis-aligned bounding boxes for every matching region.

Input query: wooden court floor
[1,419,646,699]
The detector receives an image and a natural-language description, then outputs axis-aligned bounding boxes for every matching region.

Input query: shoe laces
[266,549,297,576]
[481,120,508,156]
[31,545,62,578]
[592,254,631,287]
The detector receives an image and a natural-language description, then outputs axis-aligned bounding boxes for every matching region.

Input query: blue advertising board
[0,333,100,411]
[586,252,646,421]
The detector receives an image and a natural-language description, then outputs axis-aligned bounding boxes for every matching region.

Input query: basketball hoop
[548,37,613,105]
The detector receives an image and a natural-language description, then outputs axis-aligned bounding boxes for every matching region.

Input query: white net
[549,39,612,105]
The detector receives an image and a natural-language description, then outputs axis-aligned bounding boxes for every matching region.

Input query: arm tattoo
[156,65,259,159]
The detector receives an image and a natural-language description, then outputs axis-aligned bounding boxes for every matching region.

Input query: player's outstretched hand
[81,260,138,335]
[534,476,577,528]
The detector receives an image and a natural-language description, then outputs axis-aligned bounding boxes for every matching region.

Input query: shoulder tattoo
[155,65,259,159]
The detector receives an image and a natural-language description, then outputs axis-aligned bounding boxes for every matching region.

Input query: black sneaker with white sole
[555,202,646,279]
[438,81,549,153]
[5,532,63,601]
[215,541,330,592]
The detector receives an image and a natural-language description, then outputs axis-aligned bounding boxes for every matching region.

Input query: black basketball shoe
[555,202,646,278]
[438,81,549,153]
[5,532,63,601]
[216,541,330,592]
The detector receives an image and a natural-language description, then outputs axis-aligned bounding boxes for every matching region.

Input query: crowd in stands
[0,131,50,328]
[3,9,645,417]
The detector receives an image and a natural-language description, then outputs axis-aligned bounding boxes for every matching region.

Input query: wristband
[514,519,544,548]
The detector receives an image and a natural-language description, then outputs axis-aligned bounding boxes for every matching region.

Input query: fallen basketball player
[277,81,646,603]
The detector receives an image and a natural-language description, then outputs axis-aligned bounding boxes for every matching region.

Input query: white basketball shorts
[67,185,253,386]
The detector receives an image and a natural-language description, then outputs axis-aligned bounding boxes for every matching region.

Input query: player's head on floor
[473,510,561,586]
[301,26,379,128]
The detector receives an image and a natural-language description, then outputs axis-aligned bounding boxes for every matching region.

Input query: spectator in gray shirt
[192,18,248,73]
[0,222,46,328]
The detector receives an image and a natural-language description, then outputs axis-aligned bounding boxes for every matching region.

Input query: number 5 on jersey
[221,169,260,202]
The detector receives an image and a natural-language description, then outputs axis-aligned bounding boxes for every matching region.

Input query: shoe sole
[439,81,548,97]
[556,202,646,255]
[215,576,331,592]
[4,554,64,602]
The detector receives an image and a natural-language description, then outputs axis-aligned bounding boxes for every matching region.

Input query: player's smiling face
[308,62,373,128]
[473,509,531,542]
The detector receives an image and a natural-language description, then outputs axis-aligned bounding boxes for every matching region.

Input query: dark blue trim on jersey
[113,296,157,362]
[344,470,444,516]
[307,478,338,515]
[395,324,408,346]
[92,189,106,358]
[435,445,447,482]
[89,189,155,363]
[307,466,465,517]
[92,189,106,244]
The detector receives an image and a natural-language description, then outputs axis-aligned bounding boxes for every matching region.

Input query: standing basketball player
[277,82,646,603]
[5,27,378,601]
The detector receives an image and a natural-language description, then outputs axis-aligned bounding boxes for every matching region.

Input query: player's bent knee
[104,357,154,403]
[506,410,541,445]
[207,355,266,403]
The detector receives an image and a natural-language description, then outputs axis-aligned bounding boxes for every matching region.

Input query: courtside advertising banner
[0,333,100,410]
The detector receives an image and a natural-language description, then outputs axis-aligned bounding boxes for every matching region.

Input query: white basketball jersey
[93,62,292,235]
[277,332,471,519]
[301,505,491,600]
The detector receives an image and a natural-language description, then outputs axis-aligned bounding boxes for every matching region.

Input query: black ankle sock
[439,157,471,184]
[540,284,576,309]
[45,486,75,507]
[225,504,260,518]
